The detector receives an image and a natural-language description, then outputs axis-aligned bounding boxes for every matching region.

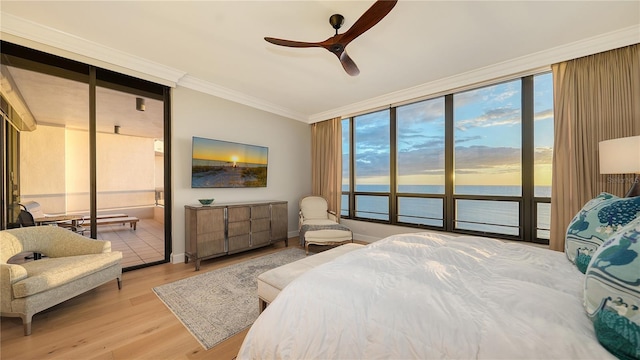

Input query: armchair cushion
[13,252,122,298]
[300,196,330,220]
[302,219,339,226]
[1,226,108,263]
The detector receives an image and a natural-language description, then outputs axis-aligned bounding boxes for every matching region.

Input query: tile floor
[92,219,165,268]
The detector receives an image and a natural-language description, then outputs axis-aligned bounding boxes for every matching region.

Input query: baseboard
[171,252,185,264]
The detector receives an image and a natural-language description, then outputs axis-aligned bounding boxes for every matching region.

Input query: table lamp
[599,135,640,197]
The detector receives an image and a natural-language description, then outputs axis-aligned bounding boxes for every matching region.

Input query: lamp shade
[599,135,640,174]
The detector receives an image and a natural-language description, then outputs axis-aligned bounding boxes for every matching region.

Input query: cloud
[455,135,483,144]
[454,84,519,107]
[352,144,548,178]
[346,97,545,179]
[534,147,553,164]
[397,99,445,126]
[534,108,553,121]
[455,107,521,131]
[455,145,521,170]
[397,147,445,176]
[354,154,389,177]
[398,134,444,153]
[351,113,391,153]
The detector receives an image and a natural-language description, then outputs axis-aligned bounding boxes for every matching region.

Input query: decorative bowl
[198,198,214,206]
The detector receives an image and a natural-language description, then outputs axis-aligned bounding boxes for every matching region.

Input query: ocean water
[342,185,551,238]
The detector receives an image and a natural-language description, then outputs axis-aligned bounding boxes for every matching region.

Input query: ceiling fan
[264,0,398,76]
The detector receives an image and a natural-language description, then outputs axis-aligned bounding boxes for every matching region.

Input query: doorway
[1,42,171,270]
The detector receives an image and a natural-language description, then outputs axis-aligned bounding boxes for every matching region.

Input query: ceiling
[1,1,639,130]
[1,65,166,139]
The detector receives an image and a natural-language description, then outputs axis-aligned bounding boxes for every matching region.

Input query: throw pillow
[565,192,640,270]
[592,299,640,360]
[584,217,640,359]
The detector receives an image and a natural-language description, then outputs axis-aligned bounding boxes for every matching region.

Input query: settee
[0,226,122,335]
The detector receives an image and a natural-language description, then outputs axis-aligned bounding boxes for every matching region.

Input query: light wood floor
[1,240,304,360]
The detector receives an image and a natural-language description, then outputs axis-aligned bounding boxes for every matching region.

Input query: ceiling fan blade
[340,0,398,45]
[264,37,322,48]
[339,51,360,76]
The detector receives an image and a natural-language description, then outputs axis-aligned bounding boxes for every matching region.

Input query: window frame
[341,73,552,244]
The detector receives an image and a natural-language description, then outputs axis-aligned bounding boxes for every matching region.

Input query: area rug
[153,248,306,349]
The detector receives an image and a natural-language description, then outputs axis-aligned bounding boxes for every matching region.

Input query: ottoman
[257,243,364,312]
[300,222,353,255]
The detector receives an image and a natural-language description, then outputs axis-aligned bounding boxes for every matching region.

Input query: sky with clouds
[343,73,554,190]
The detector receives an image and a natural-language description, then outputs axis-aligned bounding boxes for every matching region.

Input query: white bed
[237,232,614,359]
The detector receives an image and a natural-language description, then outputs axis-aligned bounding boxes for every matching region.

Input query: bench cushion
[95,216,139,224]
[305,229,352,242]
[82,213,128,220]
[13,252,122,298]
[258,243,364,304]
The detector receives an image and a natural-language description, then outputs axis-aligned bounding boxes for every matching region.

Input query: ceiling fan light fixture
[136,97,145,111]
[329,14,344,32]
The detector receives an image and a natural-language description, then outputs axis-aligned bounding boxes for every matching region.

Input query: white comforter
[238,232,614,359]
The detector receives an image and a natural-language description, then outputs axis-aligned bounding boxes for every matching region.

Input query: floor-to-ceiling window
[342,72,553,244]
[396,98,446,227]
[353,109,390,221]
[453,79,523,236]
[1,41,171,269]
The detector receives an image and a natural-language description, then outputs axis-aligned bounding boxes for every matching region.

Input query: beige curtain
[311,117,342,219]
[549,44,640,251]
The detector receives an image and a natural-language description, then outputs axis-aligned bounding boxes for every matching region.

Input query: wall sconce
[114,125,120,134]
[599,135,640,197]
[136,97,145,111]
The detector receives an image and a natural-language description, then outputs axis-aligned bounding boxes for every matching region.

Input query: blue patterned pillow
[584,217,640,359]
[592,298,640,360]
[565,192,640,270]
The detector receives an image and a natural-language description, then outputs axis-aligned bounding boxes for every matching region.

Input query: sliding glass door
[1,41,171,269]
[95,79,166,267]
[2,58,91,233]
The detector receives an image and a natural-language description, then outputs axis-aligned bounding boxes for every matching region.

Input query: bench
[96,217,139,230]
[69,214,137,234]
[83,216,140,231]
[82,213,128,221]
[257,243,365,312]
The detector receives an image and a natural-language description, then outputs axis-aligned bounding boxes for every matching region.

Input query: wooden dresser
[184,200,288,270]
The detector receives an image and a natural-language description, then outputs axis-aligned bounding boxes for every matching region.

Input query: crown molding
[1,12,637,125]
[308,25,640,123]
[1,13,306,121]
[0,13,185,87]
[178,75,307,122]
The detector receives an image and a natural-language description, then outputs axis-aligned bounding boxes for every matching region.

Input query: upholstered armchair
[0,226,122,335]
[298,196,353,255]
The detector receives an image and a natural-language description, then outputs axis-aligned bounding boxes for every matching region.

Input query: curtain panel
[549,44,640,252]
[311,117,342,220]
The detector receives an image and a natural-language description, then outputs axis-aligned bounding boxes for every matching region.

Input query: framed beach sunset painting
[191,137,268,188]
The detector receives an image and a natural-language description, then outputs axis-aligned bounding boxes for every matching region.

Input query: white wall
[20,124,156,214]
[171,86,312,263]
[20,125,66,213]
